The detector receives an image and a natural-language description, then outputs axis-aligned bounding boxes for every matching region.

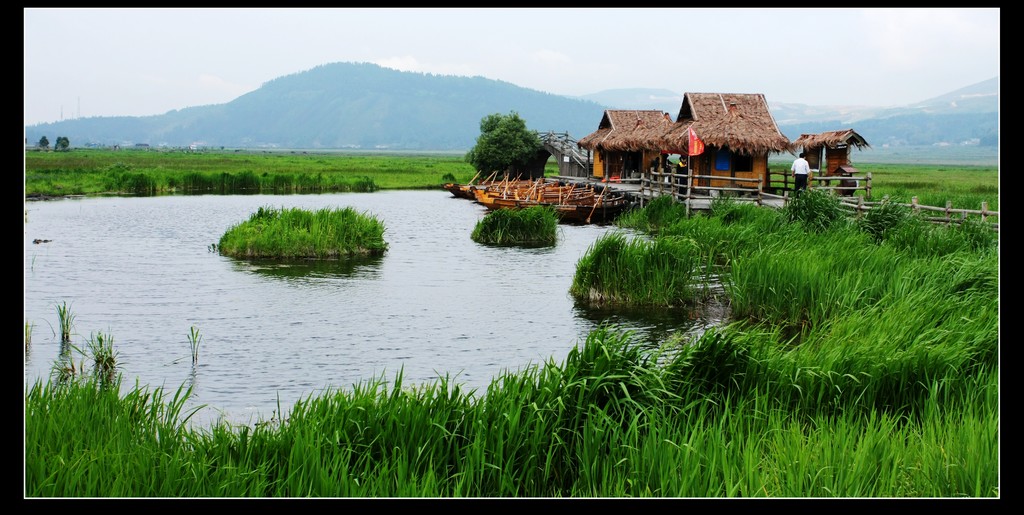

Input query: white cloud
[531,49,572,67]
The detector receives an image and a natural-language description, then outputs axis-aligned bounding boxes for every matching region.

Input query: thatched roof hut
[792,129,870,178]
[576,110,675,152]
[792,129,870,151]
[658,93,794,155]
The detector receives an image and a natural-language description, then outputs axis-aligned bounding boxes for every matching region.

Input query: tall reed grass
[55,300,74,343]
[24,322,997,497]
[188,326,202,365]
[25,321,33,352]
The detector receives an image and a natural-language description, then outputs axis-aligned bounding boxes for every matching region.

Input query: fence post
[911,196,919,216]
[945,200,953,224]
[981,201,988,222]
[865,172,872,200]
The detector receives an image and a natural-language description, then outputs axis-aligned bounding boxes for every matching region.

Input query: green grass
[24,148,562,197]
[470,205,559,247]
[216,205,388,259]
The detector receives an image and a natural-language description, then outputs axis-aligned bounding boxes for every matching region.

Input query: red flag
[687,127,705,156]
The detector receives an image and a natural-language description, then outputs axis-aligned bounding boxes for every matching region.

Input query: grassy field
[27,148,997,213]
[24,148,486,196]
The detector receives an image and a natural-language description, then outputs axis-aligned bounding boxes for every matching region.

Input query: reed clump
[217,205,388,259]
[570,231,714,307]
[471,205,558,247]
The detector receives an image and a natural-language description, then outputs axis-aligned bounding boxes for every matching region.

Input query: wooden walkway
[552,175,786,211]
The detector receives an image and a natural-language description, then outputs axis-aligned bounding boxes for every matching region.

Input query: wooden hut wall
[592,150,606,179]
[825,145,849,175]
[690,153,710,187]
[706,148,762,188]
[804,147,823,170]
[753,154,769,185]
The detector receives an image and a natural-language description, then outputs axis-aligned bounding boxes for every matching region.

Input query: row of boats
[444,175,634,224]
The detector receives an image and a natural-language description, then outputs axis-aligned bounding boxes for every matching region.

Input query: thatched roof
[792,129,870,150]
[658,93,794,155]
[577,93,794,156]
[576,110,675,152]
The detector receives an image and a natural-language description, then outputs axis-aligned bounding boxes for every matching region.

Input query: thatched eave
[792,129,871,150]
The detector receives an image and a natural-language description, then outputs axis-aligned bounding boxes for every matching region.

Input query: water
[24,190,709,428]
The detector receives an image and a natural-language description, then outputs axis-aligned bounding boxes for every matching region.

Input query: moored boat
[470,178,633,224]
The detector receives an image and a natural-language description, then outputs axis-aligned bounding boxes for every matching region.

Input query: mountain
[25,62,606,151]
[24,62,998,153]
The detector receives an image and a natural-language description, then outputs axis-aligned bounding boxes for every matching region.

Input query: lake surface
[24,190,713,428]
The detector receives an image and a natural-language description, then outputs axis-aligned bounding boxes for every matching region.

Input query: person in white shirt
[791,152,811,195]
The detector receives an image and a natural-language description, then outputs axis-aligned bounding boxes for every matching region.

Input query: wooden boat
[471,178,633,224]
[443,182,478,200]
[551,194,632,224]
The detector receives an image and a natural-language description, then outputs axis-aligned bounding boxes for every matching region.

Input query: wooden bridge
[538,131,592,179]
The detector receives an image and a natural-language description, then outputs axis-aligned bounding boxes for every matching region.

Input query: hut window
[715,150,731,171]
[733,153,752,172]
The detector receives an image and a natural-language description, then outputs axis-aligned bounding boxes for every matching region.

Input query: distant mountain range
[24,62,998,154]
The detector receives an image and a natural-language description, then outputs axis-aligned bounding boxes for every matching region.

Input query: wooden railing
[633,168,997,231]
[837,196,999,232]
[765,170,872,198]
[538,131,591,178]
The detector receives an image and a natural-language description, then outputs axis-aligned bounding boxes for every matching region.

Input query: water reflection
[239,256,385,280]
[572,303,717,346]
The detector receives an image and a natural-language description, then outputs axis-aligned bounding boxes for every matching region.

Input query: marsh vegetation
[24,150,999,497]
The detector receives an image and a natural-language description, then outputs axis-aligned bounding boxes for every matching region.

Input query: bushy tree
[55,136,70,152]
[37,136,49,149]
[464,112,541,178]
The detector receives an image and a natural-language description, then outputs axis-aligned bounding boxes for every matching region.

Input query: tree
[464,112,542,178]
[55,136,70,152]
[38,136,49,149]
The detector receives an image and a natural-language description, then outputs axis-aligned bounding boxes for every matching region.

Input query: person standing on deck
[791,152,811,195]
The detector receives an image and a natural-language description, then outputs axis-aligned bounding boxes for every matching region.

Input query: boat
[443,182,478,200]
[470,178,633,224]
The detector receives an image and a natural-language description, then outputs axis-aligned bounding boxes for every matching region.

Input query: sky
[23,7,1000,126]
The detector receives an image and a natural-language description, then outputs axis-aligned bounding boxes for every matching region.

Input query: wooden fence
[837,196,999,232]
[634,167,997,231]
